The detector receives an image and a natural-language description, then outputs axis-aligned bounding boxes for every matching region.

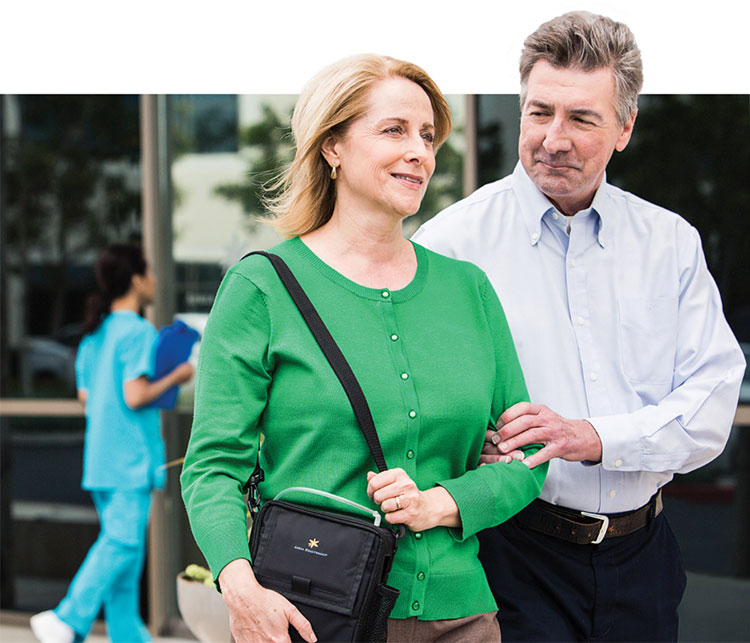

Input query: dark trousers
[478,512,687,642]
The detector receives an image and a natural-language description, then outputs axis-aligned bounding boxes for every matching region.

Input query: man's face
[519,60,636,215]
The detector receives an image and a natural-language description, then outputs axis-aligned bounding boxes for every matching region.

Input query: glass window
[172,95,239,154]
[475,94,520,187]
[1,95,142,399]
[0,94,142,613]
[607,94,750,343]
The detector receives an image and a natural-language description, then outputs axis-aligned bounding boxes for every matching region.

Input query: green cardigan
[181,237,547,620]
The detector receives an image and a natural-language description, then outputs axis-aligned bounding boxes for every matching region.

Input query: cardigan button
[406,450,415,459]
[412,601,420,611]
[381,290,390,298]
[414,532,423,540]
[417,572,425,581]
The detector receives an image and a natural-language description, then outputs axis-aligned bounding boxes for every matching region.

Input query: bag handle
[241,251,391,505]
[274,487,383,527]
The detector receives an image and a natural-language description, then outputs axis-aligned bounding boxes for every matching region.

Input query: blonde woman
[181,54,547,643]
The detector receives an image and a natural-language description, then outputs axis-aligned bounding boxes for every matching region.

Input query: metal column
[139,94,178,636]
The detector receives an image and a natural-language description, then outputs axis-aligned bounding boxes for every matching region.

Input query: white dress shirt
[413,162,746,513]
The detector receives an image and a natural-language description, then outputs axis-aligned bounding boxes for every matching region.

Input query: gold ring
[395,496,402,511]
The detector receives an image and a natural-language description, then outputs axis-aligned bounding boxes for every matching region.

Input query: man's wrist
[581,419,603,463]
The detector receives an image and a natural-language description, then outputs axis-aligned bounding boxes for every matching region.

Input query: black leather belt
[516,490,663,545]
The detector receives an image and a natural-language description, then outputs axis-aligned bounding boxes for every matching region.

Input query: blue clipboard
[146,320,200,409]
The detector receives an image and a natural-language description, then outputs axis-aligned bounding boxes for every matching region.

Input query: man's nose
[542,117,573,155]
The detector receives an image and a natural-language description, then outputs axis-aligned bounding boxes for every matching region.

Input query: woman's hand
[218,559,316,643]
[366,468,460,532]
[170,361,195,385]
[123,362,195,409]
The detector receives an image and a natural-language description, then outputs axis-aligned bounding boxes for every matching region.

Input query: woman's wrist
[424,486,460,529]
[218,558,260,597]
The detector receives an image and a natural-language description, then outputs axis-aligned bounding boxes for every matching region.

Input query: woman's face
[324,76,437,221]
[133,265,156,306]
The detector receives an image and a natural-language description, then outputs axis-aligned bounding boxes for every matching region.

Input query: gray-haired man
[413,11,745,641]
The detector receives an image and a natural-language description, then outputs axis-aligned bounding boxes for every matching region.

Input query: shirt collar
[511,161,614,248]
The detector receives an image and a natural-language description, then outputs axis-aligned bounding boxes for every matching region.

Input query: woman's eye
[385,126,402,134]
[422,132,435,144]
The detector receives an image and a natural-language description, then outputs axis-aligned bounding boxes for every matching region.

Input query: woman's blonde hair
[265,54,452,238]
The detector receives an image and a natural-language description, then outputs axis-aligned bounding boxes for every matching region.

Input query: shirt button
[390,334,399,341]
[406,450,415,459]
[409,410,417,418]
[401,372,409,380]
[381,290,390,298]
[590,372,598,381]
[531,232,539,242]
[417,572,426,581]
[609,489,617,498]
[571,258,577,268]
[577,316,585,326]
[412,601,420,611]
[414,532,423,540]
[614,458,623,468]
[552,212,559,220]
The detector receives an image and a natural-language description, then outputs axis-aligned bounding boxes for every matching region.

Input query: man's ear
[320,133,339,167]
[615,108,637,152]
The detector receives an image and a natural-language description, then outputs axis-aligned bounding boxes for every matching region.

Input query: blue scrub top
[75,311,165,490]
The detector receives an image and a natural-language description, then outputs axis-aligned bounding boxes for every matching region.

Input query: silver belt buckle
[580,511,610,544]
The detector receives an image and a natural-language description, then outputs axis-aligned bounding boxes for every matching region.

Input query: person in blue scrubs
[31,244,194,643]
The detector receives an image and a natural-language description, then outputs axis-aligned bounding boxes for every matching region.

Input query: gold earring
[330,165,338,180]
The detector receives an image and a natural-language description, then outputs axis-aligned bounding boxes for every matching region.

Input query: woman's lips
[392,173,424,188]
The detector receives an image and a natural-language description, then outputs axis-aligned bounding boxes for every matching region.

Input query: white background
[3,0,749,94]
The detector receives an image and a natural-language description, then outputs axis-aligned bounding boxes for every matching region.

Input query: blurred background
[0,93,748,640]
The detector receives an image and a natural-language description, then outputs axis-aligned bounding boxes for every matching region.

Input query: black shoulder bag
[242,251,403,643]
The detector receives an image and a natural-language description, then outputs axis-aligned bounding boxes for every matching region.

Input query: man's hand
[479,429,527,465]
[489,402,602,469]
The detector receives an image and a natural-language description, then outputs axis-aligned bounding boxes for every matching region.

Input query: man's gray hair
[519,11,643,126]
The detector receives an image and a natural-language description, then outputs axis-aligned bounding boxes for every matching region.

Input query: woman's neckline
[288,236,428,302]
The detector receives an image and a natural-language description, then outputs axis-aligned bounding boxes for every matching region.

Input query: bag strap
[241,250,390,507]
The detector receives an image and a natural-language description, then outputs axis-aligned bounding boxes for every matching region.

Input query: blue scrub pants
[55,489,152,643]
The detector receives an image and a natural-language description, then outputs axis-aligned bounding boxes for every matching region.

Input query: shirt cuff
[588,413,640,472]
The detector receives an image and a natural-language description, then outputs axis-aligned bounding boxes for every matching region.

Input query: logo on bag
[294,537,328,557]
